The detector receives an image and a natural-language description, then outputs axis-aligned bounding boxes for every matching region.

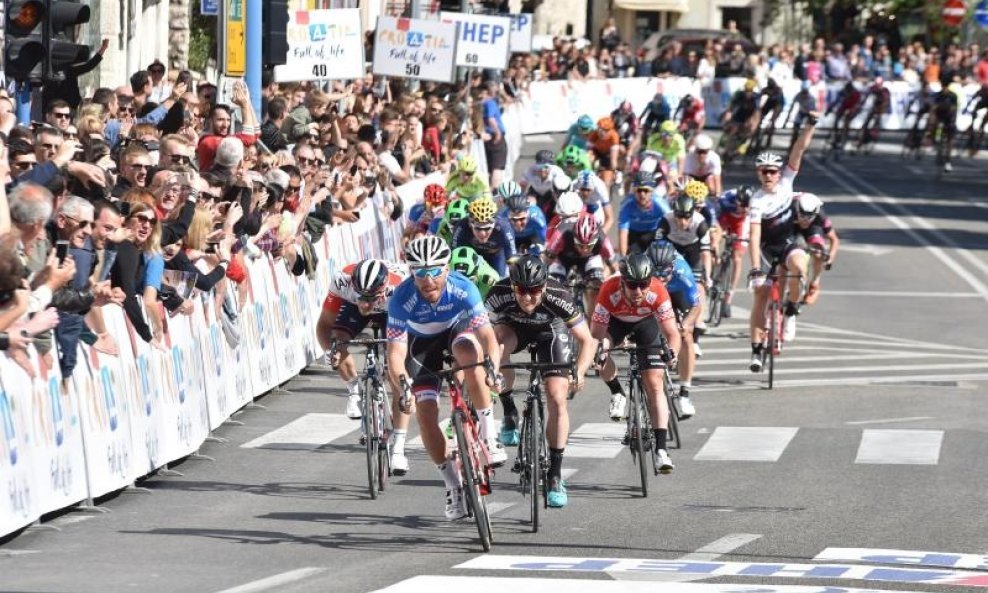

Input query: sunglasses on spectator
[287,185,301,194]
[119,107,134,115]
[696,149,709,155]
[39,142,61,151]
[413,266,444,279]
[131,213,156,225]
[297,157,316,166]
[513,284,545,296]
[169,154,191,164]
[128,163,150,170]
[52,112,71,120]
[623,279,650,290]
[13,161,36,170]
[62,214,93,229]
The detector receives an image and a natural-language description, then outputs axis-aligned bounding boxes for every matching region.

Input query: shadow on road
[145,479,369,501]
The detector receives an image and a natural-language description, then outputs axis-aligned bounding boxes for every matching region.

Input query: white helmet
[694,134,714,151]
[796,192,823,217]
[552,173,572,193]
[405,235,451,268]
[755,151,784,169]
[555,191,584,217]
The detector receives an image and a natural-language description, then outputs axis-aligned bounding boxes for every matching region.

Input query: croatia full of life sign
[274,8,365,82]
[372,16,459,83]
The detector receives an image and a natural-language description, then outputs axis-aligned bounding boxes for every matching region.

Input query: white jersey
[683,149,722,179]
[749,165,798,224]
[521,164,566,195]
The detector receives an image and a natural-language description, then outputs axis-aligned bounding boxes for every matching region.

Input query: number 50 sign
[373,17,459,83]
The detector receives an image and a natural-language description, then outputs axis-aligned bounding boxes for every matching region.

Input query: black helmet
[619,253,653,283]
[509,254,548,288]
[646,241,679,272]
[535,149,555,165]
[505,194,530,213]
[736,185,755,206]
[672,193,694,216]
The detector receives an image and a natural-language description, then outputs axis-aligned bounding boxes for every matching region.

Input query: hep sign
[461,21,505,44]
[440,12,512,69]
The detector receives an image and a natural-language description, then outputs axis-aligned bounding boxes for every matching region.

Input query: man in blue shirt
[617,172,670,256]
[482,82,508,189]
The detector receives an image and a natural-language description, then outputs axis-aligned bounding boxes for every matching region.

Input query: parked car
[641,28,756,63]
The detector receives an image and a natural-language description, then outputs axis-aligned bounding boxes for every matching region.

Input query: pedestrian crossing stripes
[854,430,943,465]
[694,427,799,462]
[239,413,357,450]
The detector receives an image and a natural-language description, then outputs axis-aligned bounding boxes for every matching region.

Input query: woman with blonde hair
[111,193,164,346]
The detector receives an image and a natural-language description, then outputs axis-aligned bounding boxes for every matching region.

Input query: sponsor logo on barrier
[0,389,17,466]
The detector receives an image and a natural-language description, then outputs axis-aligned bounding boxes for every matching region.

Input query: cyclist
[856,77,891,150]
[520,149,565,206]
[498,190,547,255]
[793,193,839,306]
[563,114,595,151]
[316,259,413,472]
[546,190,585,245]
[556,144,593,178]
[758,78,784,148]
[683,134,722,198]
[904,80,935,153]
[445,154,489,199]
[722,79,761,154]
[545,212,618,313]
[591,254,681,474]
[675,93,706,142]
[408,183,448,235]
[610,99,640,154]
[430,197,469,245]
[386,236,506,521]
[926,82,961,172]
[747,112,817,372]
[619,171,670,256]
[824,81,863,153]
[963,83,988,155]
[644,120,686,184]
[785,80,818,153]
[647,241,701,419]
[486,255,597,508]
[451,196,516,277]
[640,92,672,139]
[572,169,614,232]
[588,116,622,188]
[714,185,754,318]
[450,246,501,299]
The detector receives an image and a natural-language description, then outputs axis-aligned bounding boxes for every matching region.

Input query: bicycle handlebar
[397,356,497,412]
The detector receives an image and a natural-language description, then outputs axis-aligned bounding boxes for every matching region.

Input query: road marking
[845,417,935,426]
[49,515,94,526]
[817,290,983,298]
[212,568,327,593]
[239,413,356,450]
[806,157,988,302]
[566,423,626,458]
[0,549,40,557]
[407,419,501,450]
[696,372,988,391]
[839,243,894,256]
[488,502,516,516]
[694,427,798,462]
[695,361,988,379]
[814,547,988,570]
[697,351,988,368]
[680,534,764,561]
[523,134,556,143]
[855,429,943,465]
[373,575,927,593]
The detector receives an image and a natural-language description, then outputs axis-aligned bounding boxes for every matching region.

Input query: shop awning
[612,0,688,12]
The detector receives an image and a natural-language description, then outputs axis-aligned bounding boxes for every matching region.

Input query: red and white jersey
[591,276,675,327]
[322,261,408,314]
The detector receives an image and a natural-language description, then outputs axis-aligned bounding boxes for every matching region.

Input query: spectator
[112,144,153,199]
[196,82,259,171]
[261,97,289,152]
[41,39,110,111]
[599,16,621,53]
[825,43,852,81]
[480,82,508,188]
[45,100,74,132]
[147,60,173,104]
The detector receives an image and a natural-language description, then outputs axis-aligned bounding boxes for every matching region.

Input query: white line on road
[523,134,556,143]
[839,243,895,256]
[0,549,40,557]
[695,371,988,391]
[239,413,356,450]
[212,568,327,593]
[695,361,988,379]
[679,533,763,561]
[815,290,983,298]
[694,427,799,462]
[697,351,988,368]
[845,416,935,426]
[855,429,944,465]
[566,423,626,458]
[814,547,988,570]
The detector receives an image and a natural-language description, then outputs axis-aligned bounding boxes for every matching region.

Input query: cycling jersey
[619,193,670,233]
[408,203,443,232]
[591,276,675,326]
[656,211,711,272]
[610,107,639,143]
[868,86,891,112]
[545,215,579,247]
[761,85,783,112]
[465,257,502,299]
[589,129,621,162]
[451,217,516,277]
[498,204,548,247]
[717,189,751,241]
[696,199,718,228]
[556,148,593,172]
[563,124,592,150]
[644,133,686,163]
[430,214,457,245]
[386,271,489,342]
[684,149,722,180]
[323,262,408,314]
[750,166,799,249]
[662,255,701,308]
[521,163,566,196]
[729,90,759,120]
[545,227,615,263]
[446,173,489,201]
[829,87,863,115]
[641,97,672,133]
[485,277,583,331]
[577,173,610,224]
[678,97,705,129]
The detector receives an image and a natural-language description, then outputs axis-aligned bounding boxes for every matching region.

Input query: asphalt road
[3,130,988,593]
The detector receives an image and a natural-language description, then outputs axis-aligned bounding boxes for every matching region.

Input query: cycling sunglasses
[508,215,528,224]
[574,240,597,249]
[657,266,674,280]
[623,279,650,290]
[513,284,545,296]
[413,266,444,279]
[470,223,495,232]
[356,291,384,302]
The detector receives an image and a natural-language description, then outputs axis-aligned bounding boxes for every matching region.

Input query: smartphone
[204,243,217,254]
[55,240,69,265]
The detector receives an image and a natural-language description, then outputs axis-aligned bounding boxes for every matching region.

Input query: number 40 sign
[273,8,365,83]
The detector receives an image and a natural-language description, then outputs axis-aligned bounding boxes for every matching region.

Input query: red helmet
[424,184,448,208]
[574,212,599,245]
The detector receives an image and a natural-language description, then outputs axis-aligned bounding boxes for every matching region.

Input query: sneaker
[547,478,568,508]
[655,449,675,474]
[678,394,695,420]
[500,417,520,446]
[391,451,409,475]
[485,439,508,467]
[783,314,797,342]
[444,488,468,521]
[749,353,763,373]
[345,393,362,419]
[693,342,703,359]
[608,393,627,421]
[944,161,953,172]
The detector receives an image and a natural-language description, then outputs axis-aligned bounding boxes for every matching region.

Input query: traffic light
[4,0,46,83]
[262,0,289,67]
[45,0,92,82]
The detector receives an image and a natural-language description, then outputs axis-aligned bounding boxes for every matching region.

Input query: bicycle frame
[763,269,805,390]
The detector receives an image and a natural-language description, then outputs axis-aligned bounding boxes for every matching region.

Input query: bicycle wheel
[664,370,681,449]
[767,301,778,390]
[453,411,492,551]
[628,377,649,497]
[362,382,379,499]
[526,395,542,532]
[376,388,392,492]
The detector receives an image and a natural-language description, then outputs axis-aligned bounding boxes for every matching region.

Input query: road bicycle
[330,326,392,500]
[757,264,805,390]
[706,234,740,327]
[399,355,497,551]
[961,108,987,157]
[503,342,574,533]
[854,107,881,155]
[822,116,852,161]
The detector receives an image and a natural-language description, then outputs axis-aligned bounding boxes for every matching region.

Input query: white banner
[274,8,365,83]
[508,14,533,54]
[372,16,458,83]
[440,12,511,70]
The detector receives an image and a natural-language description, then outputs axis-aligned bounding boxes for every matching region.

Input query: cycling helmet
[560,144,585,165]
[659,120,677,135]
[672,193,694,216]
[766,77,779,89]
[619,253,653,283]
[405,235,451,268]
[509,254,548,288]
[457,154,478,174]
[744,79,757,92]
[467,196,497,224]
[505,194,530,213]
[552,173,572,192]
[555,191,584,217]
[796,193,823,217]
[736,185,755,206]
[495,180,523,201]
[574,170,594,190]
[450,246,480,277]
[683,179,709,203]
[647,241,679,272]
[423,183,448,208]
[535,149,555,165]
[351,259,389,296]
[597,116,615,131]
[577,114,594,132]
[573,212,599,245]
[634,170,657,189]
[680,93,693,105]
[445,198,469,225]
[754,151,784,169]
[694,134,714,151]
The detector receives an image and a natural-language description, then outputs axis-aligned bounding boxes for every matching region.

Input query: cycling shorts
[549,255,605,284]
[627,229,655,255]
[333,303,387,338]
[404,320,477,395]
[762,239,804,275]
[501,323,573,379]
[593,150,614,170]
[605,317,666,370]
[668,290,694,319]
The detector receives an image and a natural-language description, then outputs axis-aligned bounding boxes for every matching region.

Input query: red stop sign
[943,0,967,26]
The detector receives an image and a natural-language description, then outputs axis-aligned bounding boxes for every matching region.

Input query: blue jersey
[663,255,701,307]
[698,199,717,227]
[409,203,426,223]
[451,217,516,277]
[564,124,591,150]
[386,271,489,341]
[718,189,746,217]
[498,205,547,243]
[618,193,670,233]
